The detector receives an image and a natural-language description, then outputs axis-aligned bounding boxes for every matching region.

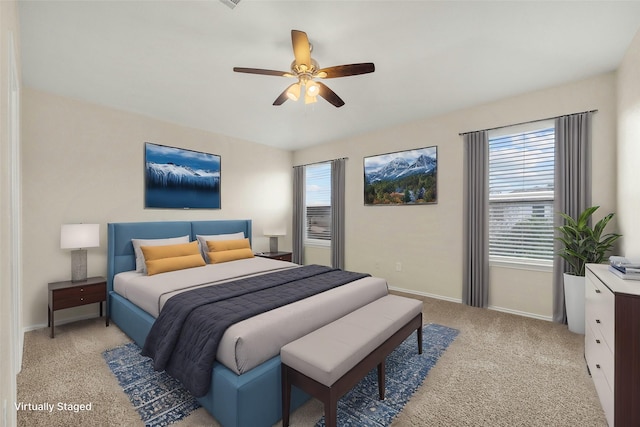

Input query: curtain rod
[293,157,349,168]
[458,109,598,136]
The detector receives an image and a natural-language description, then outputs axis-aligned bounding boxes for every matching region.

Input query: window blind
[305,162,332,241]
[488,127,555,261]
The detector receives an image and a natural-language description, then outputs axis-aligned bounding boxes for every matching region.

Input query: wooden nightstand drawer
[53,283,105,299]
[53,286,106,310]
[48,276,108,338]
[271,253,292,262]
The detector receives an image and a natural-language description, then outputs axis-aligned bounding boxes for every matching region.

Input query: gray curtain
[331,158,346,269]
[463,131,489,308]
[292,165,305,265]
[552,112,592,323]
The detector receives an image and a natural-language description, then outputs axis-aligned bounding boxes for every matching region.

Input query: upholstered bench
[280,294,423,427]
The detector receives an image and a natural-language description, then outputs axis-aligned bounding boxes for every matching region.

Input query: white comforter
[114,258,389,374]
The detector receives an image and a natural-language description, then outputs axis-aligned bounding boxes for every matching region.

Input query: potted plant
[556,206,621,333]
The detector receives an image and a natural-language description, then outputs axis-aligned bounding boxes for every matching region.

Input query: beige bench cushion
[280,294,423,387]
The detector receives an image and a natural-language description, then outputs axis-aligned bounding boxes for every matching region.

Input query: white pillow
[196,232,245,262]
[132,235,190,273]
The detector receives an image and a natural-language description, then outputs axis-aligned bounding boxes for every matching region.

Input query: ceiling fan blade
[316,81,345,108]
[273,84,296,106]
[316,63,375,79]
[233,67,294,78]
[291,30,311,68]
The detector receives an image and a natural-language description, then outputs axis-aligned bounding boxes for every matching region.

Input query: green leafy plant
[556,206,622,276]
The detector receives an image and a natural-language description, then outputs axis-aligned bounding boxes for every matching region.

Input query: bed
[107,220,389,427]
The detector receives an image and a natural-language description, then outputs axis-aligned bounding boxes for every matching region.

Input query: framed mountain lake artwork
[144,142,221,209]
[364,146,437,206]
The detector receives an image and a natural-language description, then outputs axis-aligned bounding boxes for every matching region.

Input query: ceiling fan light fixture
[286,82,301,101]
[306,80,319,97]
[233,30,374,108]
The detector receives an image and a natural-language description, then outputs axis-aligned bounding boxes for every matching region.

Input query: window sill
[490,257,553,272]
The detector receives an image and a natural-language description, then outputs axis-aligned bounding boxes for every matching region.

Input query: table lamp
[61,223,100,282]
[264,227,286,253]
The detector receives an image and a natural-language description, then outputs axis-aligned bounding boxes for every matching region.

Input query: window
[305,162,331,244]
[488,122,555,264]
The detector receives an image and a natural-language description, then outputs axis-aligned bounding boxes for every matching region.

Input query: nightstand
[255,251,293,262]
[48,276,109,338]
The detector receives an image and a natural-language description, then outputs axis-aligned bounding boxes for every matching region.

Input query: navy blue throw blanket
[141,264,370,397]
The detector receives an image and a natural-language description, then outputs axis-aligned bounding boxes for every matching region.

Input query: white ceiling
[18,1,640,151]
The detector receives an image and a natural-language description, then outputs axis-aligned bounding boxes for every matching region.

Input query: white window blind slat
[305,162,332,241]
[488,126,555,262]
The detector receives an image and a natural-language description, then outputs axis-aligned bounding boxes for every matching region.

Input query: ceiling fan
[233,30,375,108]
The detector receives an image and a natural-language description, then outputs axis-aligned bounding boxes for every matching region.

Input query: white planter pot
[564,273,585,334]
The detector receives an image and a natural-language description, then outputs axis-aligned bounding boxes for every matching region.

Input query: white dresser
[585,264,640,426]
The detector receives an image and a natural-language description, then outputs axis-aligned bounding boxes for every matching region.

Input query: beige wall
[294,72,617,320]
[21,88,293,329]
[617,29,640,259]
[1,0,21,425]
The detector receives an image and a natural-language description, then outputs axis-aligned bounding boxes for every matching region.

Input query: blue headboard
[107,220,252,292]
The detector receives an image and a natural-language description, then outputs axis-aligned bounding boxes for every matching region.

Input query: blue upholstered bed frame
[107,220,309,427]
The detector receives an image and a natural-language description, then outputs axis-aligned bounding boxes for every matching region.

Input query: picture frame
[144,142,221,209]
[364,146,437,205]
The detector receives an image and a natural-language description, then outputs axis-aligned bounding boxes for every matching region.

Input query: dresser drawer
[586,320,614,427]
[585,320,614,391]
[586,271,615,351]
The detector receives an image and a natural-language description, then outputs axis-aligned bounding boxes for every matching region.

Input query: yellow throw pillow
[206,238,251,252]
[140,241,205,275]
[141,241,200,260]
[208,248,255,264]
[145,254,206,276]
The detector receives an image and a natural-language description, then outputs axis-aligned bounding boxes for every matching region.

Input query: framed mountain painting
[364,146,437,205]
[144,142,221,209]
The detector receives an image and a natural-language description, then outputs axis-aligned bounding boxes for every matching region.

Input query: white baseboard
[388,286,553,322]
[388,286,462,303]
[23,312,103,333]
[487,305,553,322]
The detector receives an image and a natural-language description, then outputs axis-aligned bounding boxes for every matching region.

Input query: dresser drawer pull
[595,289,601,294]
[596,339,601,344]
[596,364,601,369]
[80,297,84,301]
[596,319,601,324]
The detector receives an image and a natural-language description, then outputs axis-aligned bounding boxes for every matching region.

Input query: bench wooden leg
[417,323,423,354]
[325,389,338,427]
[281,366,291,427]
[377,360,386,400]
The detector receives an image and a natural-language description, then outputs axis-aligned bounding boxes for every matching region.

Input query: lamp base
[71,249,88,282]
[269,236,279,253]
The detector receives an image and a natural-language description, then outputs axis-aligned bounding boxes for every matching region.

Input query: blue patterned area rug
[103,323,458,427]
[316,323,459,427]
[102,342,200,427]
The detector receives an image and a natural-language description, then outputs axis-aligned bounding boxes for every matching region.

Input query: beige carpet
[17,295,607,427]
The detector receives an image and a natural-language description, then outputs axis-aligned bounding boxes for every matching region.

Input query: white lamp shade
[61,224,100,249]
[264,228,286,237]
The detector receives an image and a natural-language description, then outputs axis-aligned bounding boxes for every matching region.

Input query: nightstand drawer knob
[80,297,84,301]
[596,364,601,369]
[596,319,601,324]
[595,289,601,294]
[80,288,84,292]
[596,339,601,344]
